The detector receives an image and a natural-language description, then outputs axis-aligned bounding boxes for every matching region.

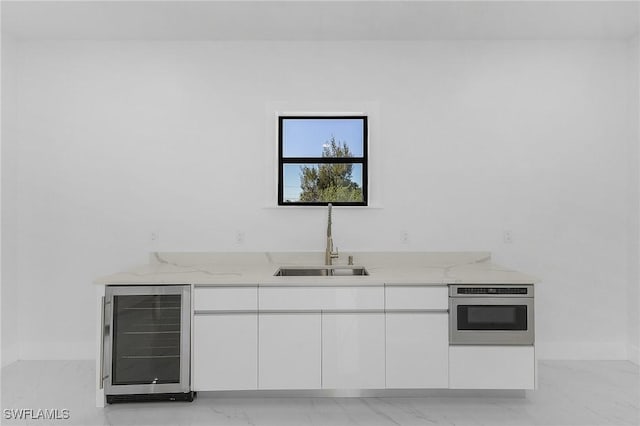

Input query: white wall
[2,40,636,361]
[631,34,640,366]
[1,34,20,367]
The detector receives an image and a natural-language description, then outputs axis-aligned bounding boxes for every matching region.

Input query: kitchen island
[95,252,537,407]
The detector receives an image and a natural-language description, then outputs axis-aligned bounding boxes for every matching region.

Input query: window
[278,116,368,206]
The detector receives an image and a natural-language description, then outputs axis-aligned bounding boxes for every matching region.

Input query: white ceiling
[2,1,639,41]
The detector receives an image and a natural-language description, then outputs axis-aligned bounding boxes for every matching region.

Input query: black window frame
[278,115,368,206]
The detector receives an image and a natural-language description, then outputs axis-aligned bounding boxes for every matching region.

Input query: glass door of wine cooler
[103,285,191,396]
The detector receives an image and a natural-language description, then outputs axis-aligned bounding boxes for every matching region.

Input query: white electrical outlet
[401,231,409,244]
[236,231,245,245]
[503,230,513,244]
[150,231,159,242]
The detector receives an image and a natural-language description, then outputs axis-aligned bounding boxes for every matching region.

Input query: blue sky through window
[282,118,365,158]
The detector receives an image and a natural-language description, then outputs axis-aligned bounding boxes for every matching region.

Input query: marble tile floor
[1,360,638,426]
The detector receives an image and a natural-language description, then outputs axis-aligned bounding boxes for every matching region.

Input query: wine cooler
[102,285,194,403]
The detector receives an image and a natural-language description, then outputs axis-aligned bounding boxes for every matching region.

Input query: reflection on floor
[1,360,638,426]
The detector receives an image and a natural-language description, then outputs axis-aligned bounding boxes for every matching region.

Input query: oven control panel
[450,284,533,297]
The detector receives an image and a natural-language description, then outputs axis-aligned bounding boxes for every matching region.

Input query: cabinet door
[386,312,448,389]
[322,313,385,389]
[259,313,321,390]
[193,314,257,391]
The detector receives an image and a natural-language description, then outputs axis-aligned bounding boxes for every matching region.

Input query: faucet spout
[325,203,339,265]
[327,203,332,238]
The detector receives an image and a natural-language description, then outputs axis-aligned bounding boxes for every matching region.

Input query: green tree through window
[298,137,363,203]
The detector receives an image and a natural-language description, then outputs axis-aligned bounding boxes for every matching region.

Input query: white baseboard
[1,343,20,368]
[536,341,628,360]
[628,344,640,365]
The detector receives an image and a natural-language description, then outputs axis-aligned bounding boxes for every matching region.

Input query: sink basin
[330,267,369,276]
[274,266,369,277]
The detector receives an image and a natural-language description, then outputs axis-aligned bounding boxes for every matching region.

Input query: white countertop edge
[94,251,539,286]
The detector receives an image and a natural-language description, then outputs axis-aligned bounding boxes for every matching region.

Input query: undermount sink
[274,266,369,277]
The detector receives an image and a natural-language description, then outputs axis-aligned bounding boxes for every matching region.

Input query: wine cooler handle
[100,296,111,388]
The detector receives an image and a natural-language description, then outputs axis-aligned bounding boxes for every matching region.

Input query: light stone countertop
[94,252,538,286]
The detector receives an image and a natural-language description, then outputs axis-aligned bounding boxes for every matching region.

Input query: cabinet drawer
[259,287,383,311]
[449,346,535,389]
[194,286,257,311]
[385,286,448,310]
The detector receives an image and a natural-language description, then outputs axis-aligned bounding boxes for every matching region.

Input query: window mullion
[281,158,365,164]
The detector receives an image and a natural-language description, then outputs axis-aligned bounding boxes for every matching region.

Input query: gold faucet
[325,203,339,265]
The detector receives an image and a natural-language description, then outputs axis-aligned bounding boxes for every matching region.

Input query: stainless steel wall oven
[449,284,534,345]
[102,285,194,403]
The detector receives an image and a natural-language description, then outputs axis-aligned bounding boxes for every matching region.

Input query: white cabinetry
[194,286,256,311]
[193,313,257,391]
[189,283,535,393]
[258,313,321,389]
[449,346,535,389]
[386,312,448,388]
[385,286,449,389]
[259,286,383,310]
[192,286,258,391]
[322,313,385,389]
[259,285,385,390]
[385,286,448,310]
